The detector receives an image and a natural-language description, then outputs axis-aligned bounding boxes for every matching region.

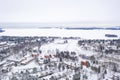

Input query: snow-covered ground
[0,28,120,39]
[0,28,120,80]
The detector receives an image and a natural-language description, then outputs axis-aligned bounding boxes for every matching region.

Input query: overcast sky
[0,0,120,26]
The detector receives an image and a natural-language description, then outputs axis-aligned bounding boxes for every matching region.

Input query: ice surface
[0,28,119,39]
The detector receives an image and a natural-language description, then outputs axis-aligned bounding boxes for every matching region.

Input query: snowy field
[0,28,120,39]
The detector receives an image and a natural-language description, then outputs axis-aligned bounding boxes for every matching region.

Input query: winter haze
[0,0,120,28]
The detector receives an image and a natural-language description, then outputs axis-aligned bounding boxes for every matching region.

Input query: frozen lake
[0,28,120,39]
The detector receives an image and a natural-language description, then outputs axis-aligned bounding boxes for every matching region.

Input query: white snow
[0,28,120,80]
[0,28,120,39]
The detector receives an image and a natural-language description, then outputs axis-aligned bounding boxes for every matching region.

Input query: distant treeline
[65,27,120,30]
[105,34,118,37]
[0,28,5,32]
